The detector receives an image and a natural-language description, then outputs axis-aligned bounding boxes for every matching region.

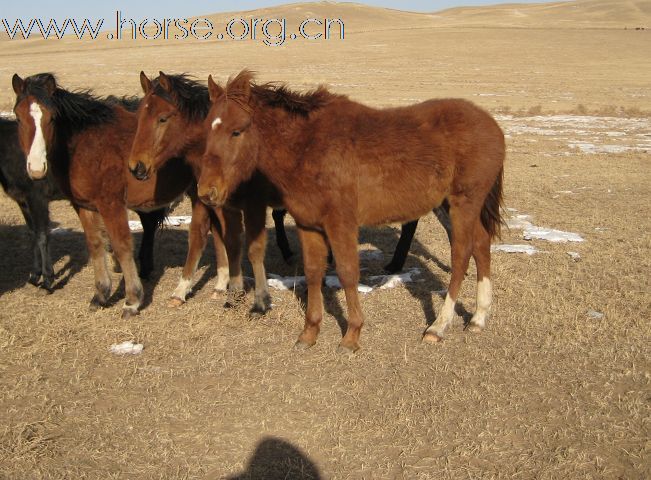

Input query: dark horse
[11,73,224,317]
[0,116,64,291]
[126,73,438,310]
[198,71,505,352]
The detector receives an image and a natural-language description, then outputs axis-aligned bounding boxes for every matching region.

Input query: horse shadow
[0,223,87,297]
[264,222,472,336]
[221,436,321,480]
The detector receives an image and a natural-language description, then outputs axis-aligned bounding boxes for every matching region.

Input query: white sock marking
[172,276,193,301]
[27,103,47,178]
[470,277,492,329]
[428,293,456,337]
[214,266,230,291]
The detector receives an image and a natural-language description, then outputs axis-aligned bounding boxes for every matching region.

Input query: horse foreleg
[99,206,142,319]
[467,217,492,333]
[170,199,210,306]
[17,199,41,287]
[272,209,294,263]
[77,207,112,310]
[28,191,54,292]
[326,221,365,353]
[295,227,328,349]
[423,202,475,342]
[221,207,244,306]
[244,203,271,316]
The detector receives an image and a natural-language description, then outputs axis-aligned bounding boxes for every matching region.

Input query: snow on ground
[128,215,193,231]
[109,341,144,355]
[492,244,539,255]
[266,268,423,294]
[496,115,651,154]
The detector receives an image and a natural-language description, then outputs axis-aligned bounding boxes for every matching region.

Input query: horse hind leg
[384,220,418,274]
[423,201,476,343]
[467,217,492,333]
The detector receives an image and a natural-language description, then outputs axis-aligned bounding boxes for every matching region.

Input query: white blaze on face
[211,117,222,130]
[27,102,48,179]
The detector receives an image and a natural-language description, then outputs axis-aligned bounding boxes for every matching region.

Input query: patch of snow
[492,244,539,255]
[567,251,581,261]
[110,341,143,355]
[523,226,584,243]
[129,215,193,231]
[368,268,423,290]
[358,248,384,261]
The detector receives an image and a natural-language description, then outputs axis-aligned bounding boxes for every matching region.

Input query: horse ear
[12,74,24,95]
[43,74,57,96]
[140,71,152,94]
[229,71,251,102]
[158,71,172,93]
[207,75,225,103]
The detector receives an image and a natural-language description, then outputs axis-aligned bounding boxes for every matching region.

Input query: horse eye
[232,130,241,137]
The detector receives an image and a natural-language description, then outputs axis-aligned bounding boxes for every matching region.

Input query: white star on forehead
[211,117,222,130]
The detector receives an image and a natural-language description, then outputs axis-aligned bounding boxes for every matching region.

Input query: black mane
[16,73,120,131]
[153,74,210,121]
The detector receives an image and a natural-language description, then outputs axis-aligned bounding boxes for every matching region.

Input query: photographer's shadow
[223,436,321,480]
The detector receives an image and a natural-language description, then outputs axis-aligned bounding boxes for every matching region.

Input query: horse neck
[252,108,306,195]
[180,118,208,166]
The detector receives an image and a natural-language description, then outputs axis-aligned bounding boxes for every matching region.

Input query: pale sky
[1,1,560,20]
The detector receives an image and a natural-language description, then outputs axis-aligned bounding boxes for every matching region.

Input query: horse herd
[3,70,505,352]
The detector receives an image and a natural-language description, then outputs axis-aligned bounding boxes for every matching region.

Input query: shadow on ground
[222,437,321,480]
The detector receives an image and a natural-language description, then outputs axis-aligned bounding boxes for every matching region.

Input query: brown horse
[198,71,505,353]
[127,72,440,312]
[11,73,229,318]
[127,72,283,314]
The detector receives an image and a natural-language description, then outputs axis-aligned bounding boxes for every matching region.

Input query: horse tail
[480,167,505,240]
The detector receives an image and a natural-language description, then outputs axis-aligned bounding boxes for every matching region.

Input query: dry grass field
[0,1,650,478]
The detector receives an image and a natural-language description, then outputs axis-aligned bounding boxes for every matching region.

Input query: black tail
[480,167,505,239]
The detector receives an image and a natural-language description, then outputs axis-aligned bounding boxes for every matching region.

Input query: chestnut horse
[198,71,505,353]
[11,73,229,317]
[128,72,283,314]
[127,73,436,310]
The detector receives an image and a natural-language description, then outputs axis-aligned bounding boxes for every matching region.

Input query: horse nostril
[199,187,220,206]
[130,161,148,180]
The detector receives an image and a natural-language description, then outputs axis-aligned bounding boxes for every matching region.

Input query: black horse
[0,115,165,292]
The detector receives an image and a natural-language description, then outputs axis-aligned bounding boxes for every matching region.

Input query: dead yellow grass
[1,1,650,478]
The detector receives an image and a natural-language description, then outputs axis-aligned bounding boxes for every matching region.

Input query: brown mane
[226,70,338,117]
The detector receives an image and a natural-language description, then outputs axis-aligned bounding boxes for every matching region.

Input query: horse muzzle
[198,186,226,207]
[27,163,47,180]
[129,161,150,181]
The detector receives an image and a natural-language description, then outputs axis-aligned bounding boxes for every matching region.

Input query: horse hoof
[466,324,484,334]
[37,286,52,296]
[249,307,269,319]
[422,331,443,344]
[336,343,360,355]
[383,263,401,274]
[89,297,106,312]
[121,308,139,320]
[168,297,185,308]
[294,340,315,351]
